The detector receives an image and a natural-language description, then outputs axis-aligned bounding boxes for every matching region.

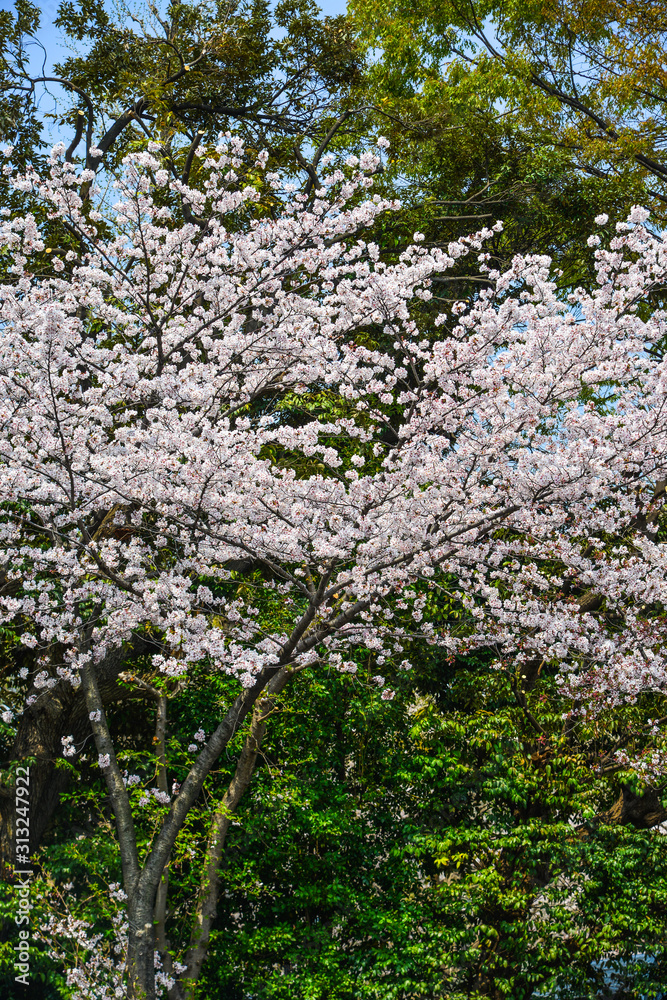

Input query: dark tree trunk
[127,894,159,999]
[0,637,156,866]
[599,783,667,829]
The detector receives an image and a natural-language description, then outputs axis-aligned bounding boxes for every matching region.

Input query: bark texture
[598,784,667,829]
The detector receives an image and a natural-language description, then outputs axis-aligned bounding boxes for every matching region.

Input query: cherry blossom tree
[2,138,667,997]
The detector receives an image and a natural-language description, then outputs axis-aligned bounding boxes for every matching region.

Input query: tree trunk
[127,895,158,1000]
[0,637,156,865]
[598,783,667,829]
[180,666,294,995]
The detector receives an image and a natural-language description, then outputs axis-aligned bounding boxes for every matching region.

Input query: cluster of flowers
[0,135,666,785]
[38,881,182,1000]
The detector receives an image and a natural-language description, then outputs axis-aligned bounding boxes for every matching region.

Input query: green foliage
[191,664,667,999]
[6,648,665,1000]
[347,0,667,299]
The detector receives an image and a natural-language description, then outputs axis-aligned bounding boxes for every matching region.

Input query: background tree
[349,0,667,295]
[1,0,361,169]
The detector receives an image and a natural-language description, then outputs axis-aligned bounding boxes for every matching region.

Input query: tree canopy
[1,3,667,1000]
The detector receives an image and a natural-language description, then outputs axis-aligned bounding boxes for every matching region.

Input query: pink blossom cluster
[39,882,178,1000]
[1,139,667,757]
